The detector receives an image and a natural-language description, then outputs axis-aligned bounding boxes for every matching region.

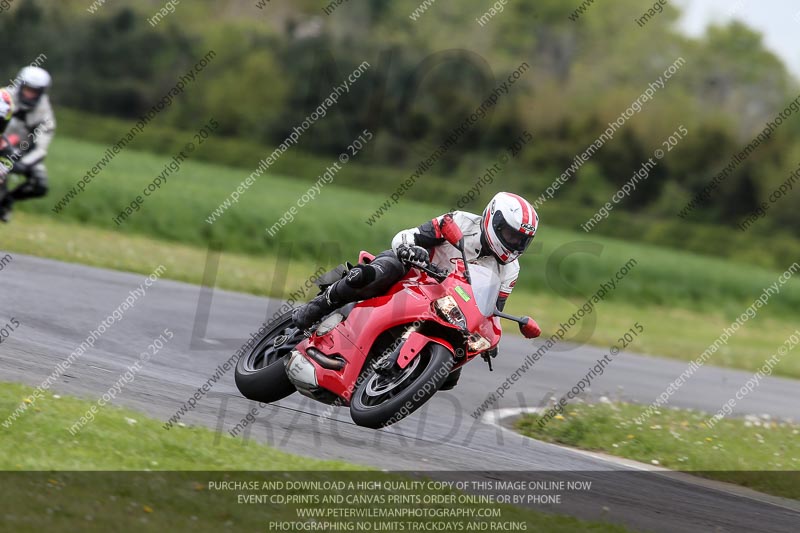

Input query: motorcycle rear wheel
[349,343,453,428]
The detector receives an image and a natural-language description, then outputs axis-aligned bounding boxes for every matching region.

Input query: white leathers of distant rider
[6,66,56,167]
[392,210,521,299]
[0,88,13,134]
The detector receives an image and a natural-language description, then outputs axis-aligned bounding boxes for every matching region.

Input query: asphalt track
[2,253,799,532]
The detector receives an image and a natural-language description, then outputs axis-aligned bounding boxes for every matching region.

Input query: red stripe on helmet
[507,192,536,235]
[507,193,529,225]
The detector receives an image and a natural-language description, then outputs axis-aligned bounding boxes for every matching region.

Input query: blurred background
[1,0,798,372]
[3,0,800,263]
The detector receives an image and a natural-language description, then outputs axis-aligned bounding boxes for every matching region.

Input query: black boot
[291,265,376,329]
[291,285,339,330]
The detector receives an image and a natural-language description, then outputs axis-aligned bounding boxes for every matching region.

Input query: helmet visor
[20,85,44,107]
[492,211,533,253]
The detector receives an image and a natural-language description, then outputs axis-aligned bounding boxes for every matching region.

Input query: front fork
[375,330,456,379]
[373,324,423,375]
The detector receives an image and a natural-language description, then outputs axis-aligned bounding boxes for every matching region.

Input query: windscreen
[467,263,501,317]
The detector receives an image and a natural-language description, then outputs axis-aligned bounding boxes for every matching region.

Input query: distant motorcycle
[235,215,541,428]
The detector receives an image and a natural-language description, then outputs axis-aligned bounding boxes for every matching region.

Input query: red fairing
[358,250,376,263]
[292,256,507,406]
[396,331,454,369]
[295,268,451,402]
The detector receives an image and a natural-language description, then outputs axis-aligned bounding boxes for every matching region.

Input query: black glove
[396,245,429,266]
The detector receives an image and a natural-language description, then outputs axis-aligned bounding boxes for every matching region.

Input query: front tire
[350,343,453,428]
[234,311,305,403]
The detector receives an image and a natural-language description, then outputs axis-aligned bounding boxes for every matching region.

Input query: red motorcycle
[235,216,541,428]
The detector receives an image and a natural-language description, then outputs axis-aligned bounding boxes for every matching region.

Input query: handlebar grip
[406,259,447,282]
[428,263,446,276]
[425,263,448,282]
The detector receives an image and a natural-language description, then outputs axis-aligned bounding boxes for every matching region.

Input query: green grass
[0,382,631,532]
[22,135,800,319]
[516,402,800,500]
[0,382,357,471]
[57,107,800,272]
[5,210,800,379]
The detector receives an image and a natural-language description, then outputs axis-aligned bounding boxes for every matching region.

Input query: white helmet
[481,192,539,264]
[16,66,51,109]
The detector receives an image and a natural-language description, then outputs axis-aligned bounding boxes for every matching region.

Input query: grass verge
[515,402,800,500]
[0,382,630,532]
[0,383,357,471]
[3,211,800,379]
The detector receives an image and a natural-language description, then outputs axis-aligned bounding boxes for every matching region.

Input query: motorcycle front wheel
[349,343,453,428]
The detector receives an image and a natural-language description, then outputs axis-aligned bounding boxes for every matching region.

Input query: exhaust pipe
[306,348,346,371]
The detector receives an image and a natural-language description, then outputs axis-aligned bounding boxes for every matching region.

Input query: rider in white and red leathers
[292,192,539,388]
[390,208,527,308]
[0,88,16,221]
[0,89,12,134]
[0,67,55,221]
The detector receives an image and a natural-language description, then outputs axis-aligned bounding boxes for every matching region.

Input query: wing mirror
[519,317,541,339]
[440,214,464,249]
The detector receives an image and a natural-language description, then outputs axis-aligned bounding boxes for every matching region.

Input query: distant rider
[0,87,14,138]
[0,66,56,222]
[0,88,16,222]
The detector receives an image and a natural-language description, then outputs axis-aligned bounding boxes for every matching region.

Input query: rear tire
[350,343,453,428]
[234,312,304,403]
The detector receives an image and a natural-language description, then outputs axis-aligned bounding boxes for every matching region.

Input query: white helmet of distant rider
[481,192,539,264]
[16,66,51,110]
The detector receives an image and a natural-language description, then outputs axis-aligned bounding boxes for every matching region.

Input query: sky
[674,0,800,78]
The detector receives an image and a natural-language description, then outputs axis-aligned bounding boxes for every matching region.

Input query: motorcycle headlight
[315,312,343,336]
[435,296,467,329]
[467,333,492,352]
